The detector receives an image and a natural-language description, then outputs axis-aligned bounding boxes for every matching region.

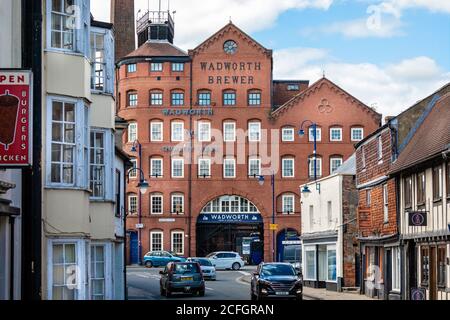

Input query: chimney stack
[111,0,136,61]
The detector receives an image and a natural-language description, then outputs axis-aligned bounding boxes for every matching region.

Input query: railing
[137,10,174,33]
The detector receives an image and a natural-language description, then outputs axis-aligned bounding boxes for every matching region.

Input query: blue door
[130,231,138,265]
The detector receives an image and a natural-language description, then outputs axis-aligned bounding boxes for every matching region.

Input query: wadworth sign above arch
[0,70,32,167]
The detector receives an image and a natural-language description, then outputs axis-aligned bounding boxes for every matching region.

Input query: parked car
[159,262,205,297]
[187,257,217,280]
[251,262,303,301]
[143,251,186,267]
[206,251,245,270]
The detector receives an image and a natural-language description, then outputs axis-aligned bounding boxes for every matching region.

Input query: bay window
[90,131,105,198]
[49,0,75,50]
[90,32,105,91]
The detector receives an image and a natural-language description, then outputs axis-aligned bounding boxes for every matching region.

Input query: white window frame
[128,194,137,215]
[304,246,317,281]
[248,122,261,142]
[171,158,184,178]
[223,122,236,142]
[89,243,112,300]
[171,63,184,72]
[282,194,295,214]
[198,158,211,178]
[150,62,163,72]
[392,247,401,292]
[171,122,184,142]
[248,157,262,177]
[198,121,211,142]
[150,157,163,178]
[47,239,87,300]
[150,194,163,215]
[171,231,185,255]
[150,121,163,142]
[46,96,89,189]
[309,127,322,142]
[351,128,364,142]
[330,157,343,174]
[150,231,163,252]
[282,157,295,178]
[150,91,163,106]
[383,184,389,223]
[129,159,137,179]
[171,194,184,214]
[89,129,113,200]
[223,158,236,178]
[128,122,137,143]
[127,92,138,107]
[309,157,322,178]
[127,63,137,73]
[282,127,295,142]
[329,127,342,142]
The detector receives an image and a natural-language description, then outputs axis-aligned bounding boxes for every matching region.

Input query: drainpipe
[9,216,15,300]
[188,58,193,256]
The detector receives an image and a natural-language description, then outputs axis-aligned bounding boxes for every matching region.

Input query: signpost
[408,211,427,227]
[0,70,32,167]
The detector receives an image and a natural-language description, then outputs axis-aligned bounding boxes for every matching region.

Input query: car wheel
[232,262,241,270]
[145,260,153,268]
[296,294,303,301]
[198,289,205,297]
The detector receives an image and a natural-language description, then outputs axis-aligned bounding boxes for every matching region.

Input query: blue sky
[92,0,450,116]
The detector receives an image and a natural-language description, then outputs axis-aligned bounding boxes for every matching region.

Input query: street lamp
[301,185,312,199]
[253,172,276,262]
[298,120,319,182]
[128,140,148,265]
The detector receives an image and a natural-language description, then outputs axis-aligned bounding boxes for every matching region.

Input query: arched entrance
[196,195,264,265]
[277,228,301,263]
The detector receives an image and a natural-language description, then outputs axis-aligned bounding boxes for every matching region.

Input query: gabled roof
[271,77,382,122]
[389,93,450,174]
[189,22,272,58]
[124,41,188,59]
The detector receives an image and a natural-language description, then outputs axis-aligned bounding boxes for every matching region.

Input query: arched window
[171,90,184,106]
[309,155,323,179]
[201,195,259,213]
[149,90,163,106]
[223,90,236,106]
[248,89,261,106]
[127,90,138,107]
[128,122,137,143]
[127,193,138,215]
[281,193,295,214]
[150,193,163,215]
[171,193,184,214]
[198,90,211,106]
[330,155,343,174]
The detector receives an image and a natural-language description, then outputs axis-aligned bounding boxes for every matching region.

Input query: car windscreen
[195,259,212,266]
[173,263,201,274]
[261,264,296,276]
[206,253,216,258]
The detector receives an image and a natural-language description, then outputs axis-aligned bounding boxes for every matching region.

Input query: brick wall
[273,81,309,108]
[342,175,358,287]
[111,0,135,61]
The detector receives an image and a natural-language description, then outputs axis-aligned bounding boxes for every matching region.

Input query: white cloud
[378,0,450,15]
[274,49,450,117]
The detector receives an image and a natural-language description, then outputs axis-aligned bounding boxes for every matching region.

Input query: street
[127,266,255,300]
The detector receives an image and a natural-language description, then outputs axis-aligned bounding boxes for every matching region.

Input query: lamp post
[129,140,149,265]
[253,172,276,262]
[299,120,321,194]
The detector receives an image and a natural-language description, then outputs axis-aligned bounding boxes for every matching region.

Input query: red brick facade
[110,0,135,60]
[118,23,381,263]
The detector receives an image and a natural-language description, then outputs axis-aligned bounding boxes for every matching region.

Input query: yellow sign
[269,224,278,231]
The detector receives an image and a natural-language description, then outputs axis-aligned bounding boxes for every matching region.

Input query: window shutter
[104,30,115,94]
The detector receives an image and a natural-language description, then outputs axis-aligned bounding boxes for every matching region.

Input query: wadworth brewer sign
[0,70,32,167]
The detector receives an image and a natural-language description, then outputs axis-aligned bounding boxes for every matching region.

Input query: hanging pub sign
[0,70,32,167]
[408,211,427,227]
[411,288,426,300]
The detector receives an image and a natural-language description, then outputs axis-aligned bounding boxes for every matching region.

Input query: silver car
[187,257,217,280]
[206,251,245,270]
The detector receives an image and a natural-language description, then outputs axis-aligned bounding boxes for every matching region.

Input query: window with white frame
[392,247,401,291]
[223,90,236,106]
[351,128,364,141]
[377,135,383,160]
[150,121,163,141]
[127,91,138,107]
[330,156,343,174]
[128,122,137,142]
[171,231,184,255]
[309,157,322,178]
[150,91,163,106]
[129,159,137,179]
[151,194,163,214]
[248,90,261,106]
[150,231,163,251]
[198,91,211,106]
[327,246,337,282]
[223,122,236,142]
[305,247,316,280]
[383,184,389,223]
[198,121,211,142]
[171,158,184,178]
[171,122,184,142]
[282,127,294,142]
[127,63,136,73]
[282,194,295,214]
[171,194,184,214]
[50,100,76,185]
[171,91,184,106]
[49,0,75,50]
[150,157,163,178]
[223,158,236,178]
[248,122,261,142]
[309,127,321,142]
[150,63,163,72]
[128,194,137,214]
[90,131,105,198]
[91,32,105,91]
[198,158,211,178]
[90,244,106,300]
[330,127,342,142]
[248,157,261,177]
[51,242,78,300]
[171,63,184,72]
[282,157,294,178]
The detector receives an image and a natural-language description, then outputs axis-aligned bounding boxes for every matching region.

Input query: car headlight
[259,279,272,288]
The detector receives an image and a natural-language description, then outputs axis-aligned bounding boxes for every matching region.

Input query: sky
[92,0,450,118]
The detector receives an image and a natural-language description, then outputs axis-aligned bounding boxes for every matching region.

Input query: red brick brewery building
[116,10,382,264]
